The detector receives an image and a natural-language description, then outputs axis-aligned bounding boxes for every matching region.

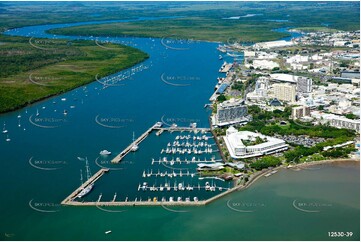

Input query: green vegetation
[345,113,359,120]
[217,94,227,102]
[0,35,148,113]
[291,27,339,33]
[242,136,266,146]
[48,17,289,43]
[234,105,357,164]
[250,156,282,170]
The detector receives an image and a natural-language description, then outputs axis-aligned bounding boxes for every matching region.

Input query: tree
[217,94,226,102]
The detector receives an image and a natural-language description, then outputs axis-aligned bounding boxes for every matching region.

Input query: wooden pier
[61,168,109,205]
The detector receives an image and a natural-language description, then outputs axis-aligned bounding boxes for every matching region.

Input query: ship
[77,158,93,198]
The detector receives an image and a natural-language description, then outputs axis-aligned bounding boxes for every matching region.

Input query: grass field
[0,35,148,113]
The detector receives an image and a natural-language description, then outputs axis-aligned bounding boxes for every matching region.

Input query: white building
[292,106,311,120]
[272,83,296,103]
[247,59,279,70]
[223,127,288,159]
[253,40,294,49]
[246,76,269,101]
[270,73,312,93]
[311,111,360,131]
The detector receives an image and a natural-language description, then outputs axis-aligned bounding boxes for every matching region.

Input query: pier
[111,125,155,163]
[111,122,211,163]
[61,168,109,205]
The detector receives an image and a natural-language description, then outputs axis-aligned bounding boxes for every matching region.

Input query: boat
[5,135,11,142]
[105,231,112,235]
[61,98,66,101]
[77,158,93,198]
[219,55,223,60]
[193,197,199,202]
[99,150,111,155]
[63,110,68,115]
[205,182,210,191]
[131,132,138,152]
[2,122,8,134]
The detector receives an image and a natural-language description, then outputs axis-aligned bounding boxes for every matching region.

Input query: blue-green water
[0,19,359,241]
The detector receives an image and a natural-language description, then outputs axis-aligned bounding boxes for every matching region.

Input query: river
[0,19,359,240]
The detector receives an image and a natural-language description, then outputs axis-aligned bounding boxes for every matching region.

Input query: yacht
[99,150,111,155]
[77,158,93,198]
[2,122,8,134]
[131,132,138,152]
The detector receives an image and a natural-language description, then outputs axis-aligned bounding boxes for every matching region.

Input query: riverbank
[0,35,148,113]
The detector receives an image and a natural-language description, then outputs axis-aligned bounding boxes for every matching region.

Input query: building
[253,40,294,49]
[297,76,313,93]
[215,98,249,126]
[330,116,360,131]
[270,73,312,93]
[292,106,311,120]
[246,76,269,101]
[272,83,296,103]
[341,71,360,79]
[311,111,360,131]
[223,127,288,159]
[216,83,229,94]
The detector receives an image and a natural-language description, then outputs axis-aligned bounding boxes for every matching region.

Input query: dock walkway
[61,168,109,205]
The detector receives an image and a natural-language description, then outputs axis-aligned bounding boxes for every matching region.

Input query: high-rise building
[216,98,248,126]
[272,83,296,103]
[297,76,313,93]
[269,73,312,93]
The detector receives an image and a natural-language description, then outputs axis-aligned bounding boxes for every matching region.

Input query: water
[0,19,359,240]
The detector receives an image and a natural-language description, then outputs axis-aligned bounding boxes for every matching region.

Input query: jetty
[111,122,211,163]
[61,168,109,205]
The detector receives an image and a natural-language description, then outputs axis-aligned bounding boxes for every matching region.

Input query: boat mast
[80,169,83,185]
[85,157,92,180]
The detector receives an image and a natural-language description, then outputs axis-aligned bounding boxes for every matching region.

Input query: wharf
[61,168,109,205]
[111,123,211,163]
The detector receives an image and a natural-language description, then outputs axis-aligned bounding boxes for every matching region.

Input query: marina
[111,122,211,163]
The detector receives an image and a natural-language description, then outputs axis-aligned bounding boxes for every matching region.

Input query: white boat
[193,197,199,202]
[105,231,112,235]
[61,98,66,101]
[99,150,111,155]
[2,122,8,134]
[77,158,93,198]
[205,182,210,191]
[5,135,11,142]
[131,132,138,152]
